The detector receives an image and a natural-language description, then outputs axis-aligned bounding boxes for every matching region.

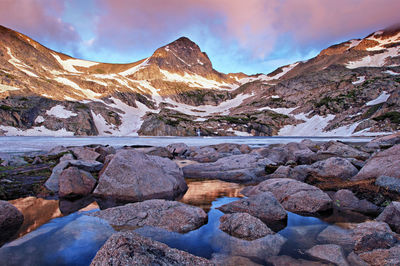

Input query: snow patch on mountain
[346,47,400,69]
[119,58,149,76]
[46,105,77,119]
[0,125,74,136]
[6,47,38,77]
[366,32,400,51]
[366,91,390,106]
[347,39,362,50]
[352,76,365,84]
[159,69,235,90]
[384,70,400,75]
[279,113,336,136]
[258,106,297,115]
[34,116,45,123]
[0,84,20,93]
[55,77,102,99]
[52,53,98,73]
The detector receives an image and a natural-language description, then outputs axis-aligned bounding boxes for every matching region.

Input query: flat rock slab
[242,178,332,214]
[306,244,349,266]
[309,157,358,180]
[91,231,213,266]
[87,199,207,233]
[352,144,400,180]
[219,213,274,240]
[93,149,187,202]
[217,192,287,226]
[182,154,273,182]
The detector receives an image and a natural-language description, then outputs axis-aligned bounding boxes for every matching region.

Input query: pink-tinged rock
[309,157,358,180]
[242,178,332,214]
[376,201,400,233]
[58,167,97,198]
[70,147,100,161]
[219,213,274,240]
[217,192,287,226]
[88,199,207,233]
[352,144,400,180]
[90,231,213,266]
[306,244,349,266]
[358,246,400,266]
[93,149,187,202]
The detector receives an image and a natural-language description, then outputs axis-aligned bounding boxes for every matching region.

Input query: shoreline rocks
[0,201,24,246]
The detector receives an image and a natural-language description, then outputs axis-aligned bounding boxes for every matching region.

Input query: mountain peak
[149,36,213,73]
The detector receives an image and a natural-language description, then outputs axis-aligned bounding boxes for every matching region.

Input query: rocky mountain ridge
[0,24,399,136]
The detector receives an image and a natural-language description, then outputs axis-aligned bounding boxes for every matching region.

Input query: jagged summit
[148,36,213,74]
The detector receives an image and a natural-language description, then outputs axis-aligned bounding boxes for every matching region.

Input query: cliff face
[0,24,399,136]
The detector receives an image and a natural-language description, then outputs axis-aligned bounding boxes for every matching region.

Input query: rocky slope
[0,24,399,136]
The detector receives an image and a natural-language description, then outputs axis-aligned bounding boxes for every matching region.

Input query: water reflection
[9,197,99,240]
[180,179,247,212]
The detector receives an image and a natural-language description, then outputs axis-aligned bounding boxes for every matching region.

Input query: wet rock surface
[217,192,287,227]
[242,178,332,214]
[306,244,349,266]
[219,213,274,240]
[88,199,207,233]
[91,231,213,266]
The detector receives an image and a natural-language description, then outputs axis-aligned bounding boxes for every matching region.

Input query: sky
[0,0,400,75]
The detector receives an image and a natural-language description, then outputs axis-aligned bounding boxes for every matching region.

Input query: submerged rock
[219,213,274,240]
[306,244,349,266]
[93,149,187,202]
[267,255,331,266]
[87,199,207,233]
[90,231,213,266]
[0,201,24,246]
[317,225,355,251]
[242,178,332,214]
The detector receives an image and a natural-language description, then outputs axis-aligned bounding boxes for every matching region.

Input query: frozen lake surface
[0,136,373,153]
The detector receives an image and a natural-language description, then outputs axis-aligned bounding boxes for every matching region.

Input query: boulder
[94,145,116,163]
[376,175,400,193]
[376,201,400,233]
[138,146,172,159]
[282,224,327,250]
[309,157,358,180]
[70,147,100,161]
[91,231,213,266]
[320,141,370,160]
[352,144,400,180]
[93,150,187,202]
[358,245,400,266]
[283,142,316,164]
[58,167,97,199]
[317,225,355,251]
[59,153,74,161]
[213,232,286,262]
[251,147,288,165]
[47,145,68,156]
[211,254,261,266]
[300,139,322,152]
[333,189,380,215]
[32,156,43,165]
[306,244,349,266]
[219,213,275,240]
[217,192,287,227]
[182,154,273,183]
[166,142,189,157]
[268,165,310,182]
[45,160,103,192]
[239,144,252,154]
[188,146,221,162]
[0,201,24,246]
[366,132,400,149]
[88,199,207,233]
[242,178,332,214]
[353,231,398,254]
[267,255,331,266]
[347,252,368,266]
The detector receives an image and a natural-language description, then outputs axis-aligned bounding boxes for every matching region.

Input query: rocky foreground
[1,133,400,265]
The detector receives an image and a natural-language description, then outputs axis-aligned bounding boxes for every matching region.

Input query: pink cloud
[0,0,79,44]
[95,0,400,58]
